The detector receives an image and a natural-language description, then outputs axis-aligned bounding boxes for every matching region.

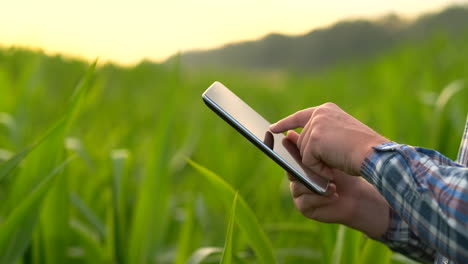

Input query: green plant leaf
[111,149,131,264]
[331,225,345,264]
[0,157,73,264]
[127,77,176,264]
[359,239,392,264]
[70,193,107,240]
[0,119,63,184]
[187,247,223,264]
[430,80,465,149]
[188,160,276,264]
[221,192,238,264]
[70,218,105,263]
[39,60,97,264]
[331,226,362,264]
[174,196,195,264]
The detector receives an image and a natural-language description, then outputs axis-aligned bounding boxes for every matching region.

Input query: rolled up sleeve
[361,142,468,263]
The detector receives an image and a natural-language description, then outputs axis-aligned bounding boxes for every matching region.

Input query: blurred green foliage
[0,20,467,264]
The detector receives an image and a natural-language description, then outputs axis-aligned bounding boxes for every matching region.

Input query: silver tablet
[202,81,329,194]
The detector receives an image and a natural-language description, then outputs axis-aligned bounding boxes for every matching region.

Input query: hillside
[168,6,468,72]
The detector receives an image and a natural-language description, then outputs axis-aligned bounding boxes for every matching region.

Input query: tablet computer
[202,81,329,194]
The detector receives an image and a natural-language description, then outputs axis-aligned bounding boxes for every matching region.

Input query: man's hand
[270,103,388,176]
[288,169,390,238]
[283,127,389,237]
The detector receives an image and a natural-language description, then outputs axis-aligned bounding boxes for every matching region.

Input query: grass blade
[331,225,345,264]
[39,60,97,264]
[430,80,464,149]
[0,144,34,183]
[70,193,107,240]
[331,226,362,264]
[0,157,73,264]
[359,239,392,264]
[127,98,174,264]
[188,160,276,264]
[111,149,130,264]
[187,247,223,264]
[70,218,105,263]
[340,227,362,264]
[318,223,338,264]
[65,59,98,130]
[221,192,238,264]
[0,118,66,184]
[174,197,195,264]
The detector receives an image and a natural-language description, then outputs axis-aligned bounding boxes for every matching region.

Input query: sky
[1,0,466,65]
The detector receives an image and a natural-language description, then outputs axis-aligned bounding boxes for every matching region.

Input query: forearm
[361,142,468,263]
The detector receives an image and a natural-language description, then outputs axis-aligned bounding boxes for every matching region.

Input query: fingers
[295,192,339,213]
[286,130,300,144]
[286,172,296,181]
[270,108,316,133]
[290,180,312,198]
[297,116,314,157]
[287,173,337,197]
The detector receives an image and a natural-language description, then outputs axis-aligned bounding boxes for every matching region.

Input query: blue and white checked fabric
[361,117,468,264]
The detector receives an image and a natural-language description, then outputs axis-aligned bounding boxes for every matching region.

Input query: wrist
[352,136,388,175]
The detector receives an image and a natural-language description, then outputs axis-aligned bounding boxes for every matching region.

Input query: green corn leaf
[188,160,276,264]
[221,192,238,264]
[359,239,392,264]
[70,218,105,263]
[187,247,223,264]
[0,59,97,182]
[65,59,98,130]
[332,225,345,264]
[174,196,195,264]
[127,81,176,264]
[0,144,34,184]
[39,60,97,264]
[341,227,362,264]
[0,157,73,264]
[111,149,131,264]
[332,226,362,264]
[0,118,63,184]
[127,127,172,263]
[318,223,338,264]
[70,193,107,240]
[430,80,465,149]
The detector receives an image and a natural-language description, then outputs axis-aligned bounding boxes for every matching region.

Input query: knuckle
[323,102,337,107]
[309,127,321,141]
[314,106,327,116]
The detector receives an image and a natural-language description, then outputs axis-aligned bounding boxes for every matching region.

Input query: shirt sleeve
[361,142,468,263]
[377,207,436,263]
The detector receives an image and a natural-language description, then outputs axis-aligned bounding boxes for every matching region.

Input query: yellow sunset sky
[1,0,466,65]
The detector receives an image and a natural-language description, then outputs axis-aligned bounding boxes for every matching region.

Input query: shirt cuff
[360,141,400,188]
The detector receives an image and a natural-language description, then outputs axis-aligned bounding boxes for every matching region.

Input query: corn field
[0,32,467,264]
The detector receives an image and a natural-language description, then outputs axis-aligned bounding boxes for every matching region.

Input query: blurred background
[0,1,468,263]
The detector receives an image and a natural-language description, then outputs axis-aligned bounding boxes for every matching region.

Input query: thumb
[305,157,336,182]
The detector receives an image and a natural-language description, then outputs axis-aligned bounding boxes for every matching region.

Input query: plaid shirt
[361,117,468,264]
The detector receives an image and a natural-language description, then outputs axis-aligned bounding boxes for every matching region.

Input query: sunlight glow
[0,0,465,65]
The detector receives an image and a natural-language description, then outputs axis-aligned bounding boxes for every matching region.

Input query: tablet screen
[202,82,329,194]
